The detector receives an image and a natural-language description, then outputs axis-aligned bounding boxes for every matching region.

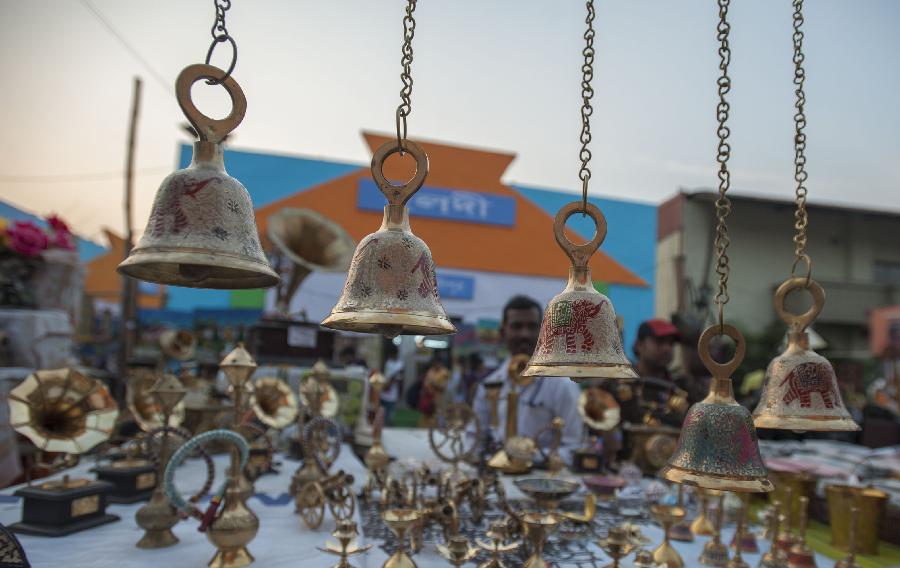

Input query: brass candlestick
[598,527,635,568]
[520,512,559,568]
[759,500,788,568]
[383,509,421,568]
[775,487,796,553]
[726,499,750,568]
[650,504,685,568]
[221,344,258,504]
[206,469,259,568]
[633,549,659,568]
[786,496,816,568]
[730,494,759,553]
[834,507,861,568]
[437,535,478,567]
[670,485,694,542]
[135,373,187,548]
[475,532,520,568]
[699,493,729,566]
[545,417,566,475]
[692,489,716,536]
[488,355,535,474]
[317,520,373,568]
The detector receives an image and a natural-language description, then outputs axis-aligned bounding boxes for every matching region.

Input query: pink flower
[7,221,48,257]
[50,229,76,251]
[47,214,70,235]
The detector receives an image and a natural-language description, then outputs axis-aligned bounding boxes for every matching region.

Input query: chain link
[790,0,812,282]
[578,0,596,215]
[713,0,733,329]
[395,0,418,155]
[204,0,237,85]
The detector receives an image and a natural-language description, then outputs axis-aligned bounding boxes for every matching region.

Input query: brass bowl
[515,477,580,504]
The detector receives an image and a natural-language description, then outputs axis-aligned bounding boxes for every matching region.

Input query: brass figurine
[650,504,686,568]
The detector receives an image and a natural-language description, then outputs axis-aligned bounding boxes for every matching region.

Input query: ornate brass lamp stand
[650,504,685,568]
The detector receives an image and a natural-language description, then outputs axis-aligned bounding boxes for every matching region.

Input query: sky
[0,1,898,244]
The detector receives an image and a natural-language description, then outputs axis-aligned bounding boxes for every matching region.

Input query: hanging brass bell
[753,278,859,432]
[118,64,279,289]
[522,202,637,381]
[662,324,773,493]
[322,140,455,337]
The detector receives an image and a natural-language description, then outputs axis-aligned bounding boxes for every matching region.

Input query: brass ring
[697,323,745,379]
[552,201,607,269]
[175,63,246,144]
[773,276,825,331]
[370,139,429,207]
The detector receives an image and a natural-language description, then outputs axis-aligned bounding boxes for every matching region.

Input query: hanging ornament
[752,0,859,433]
[662,0,772,493]
[119,1,278,289]
[322,0,455,338]
[522,0,635,382]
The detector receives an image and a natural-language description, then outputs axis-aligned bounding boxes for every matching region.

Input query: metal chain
[204,0,237,85]
[395,0,418,155]
[713,0,733,329]
[791,0,812,281]
[578,0,596,214]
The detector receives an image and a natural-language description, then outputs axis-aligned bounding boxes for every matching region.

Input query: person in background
[463,353,487,405]
[417,357,450,427]
[471,295,583,458]
[380,343,403,426]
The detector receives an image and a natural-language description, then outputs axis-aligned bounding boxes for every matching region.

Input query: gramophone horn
[8,368,119,454]
[250,377,298,429]
[267,208,356,315]
[126,368,185,432]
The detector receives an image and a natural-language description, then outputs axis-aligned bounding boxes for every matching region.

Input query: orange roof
[256,132,646,286]
[84,229,165,308]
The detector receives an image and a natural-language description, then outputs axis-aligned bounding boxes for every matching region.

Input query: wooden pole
[119,77,142,397]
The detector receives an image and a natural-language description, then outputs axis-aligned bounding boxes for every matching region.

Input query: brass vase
[206,476,259,568]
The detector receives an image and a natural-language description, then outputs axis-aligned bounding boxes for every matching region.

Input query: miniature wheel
[327,483,356,520]
[428,402,480,465]
[304,417,342,471]
[297,482,326,529]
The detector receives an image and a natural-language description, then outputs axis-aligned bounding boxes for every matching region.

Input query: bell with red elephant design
[753,278,859,432]
[118,64,278,289]
[522,202,637,382]
[322,141,456,338]
[662,324,773,493]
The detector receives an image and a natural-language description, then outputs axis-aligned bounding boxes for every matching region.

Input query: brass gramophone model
[488,355,537,474]
[8,368,120,536]
[573,386,620,473]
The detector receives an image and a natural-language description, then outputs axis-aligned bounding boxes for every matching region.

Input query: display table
[0,308,73,368]
[0,428,844,567]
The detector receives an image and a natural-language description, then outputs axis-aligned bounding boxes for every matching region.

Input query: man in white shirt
[471,295,584,460]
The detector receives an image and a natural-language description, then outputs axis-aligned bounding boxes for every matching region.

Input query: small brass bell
[753,278,859,432]
[523,202,637,381]
[662,324,773,493]
[322,140,455,338]
[119,64,279,289]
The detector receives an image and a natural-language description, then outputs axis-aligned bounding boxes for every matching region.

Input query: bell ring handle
[370,140,429,208]
[773,277,825,332]
[553,202,608,269]
[176,63,247,145]
[697,323,746,380]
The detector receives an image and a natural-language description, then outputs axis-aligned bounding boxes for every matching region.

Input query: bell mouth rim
[752,414,861,432]
[661,465,774,493]
[521,362,637,381]
[117,247,279,289]
[321,309,456,336]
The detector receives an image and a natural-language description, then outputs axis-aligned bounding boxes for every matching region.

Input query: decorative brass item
[758,500,789,568]
[220,344,257,503]
[699,493,729,566]
[316,520,373,568]
[669,485,693,542]
[520,512,559,568]
[436,536,478,567]
[382,509,421,568]
[118,64,278,289]
[363,407,390,497]
[522,203,636,381]
[753,279,859,432]
[775,487,797,553]
[730,494,758,554]
[514,477,579,511]
[690,489,716,536]
[135,374,187,548]
[726,500,750,568]
[825,484,887,556]
[598,527,635,568]
[249,376,297,429]
[662,325,772,493]
[296,470,356,530]
[8,368,120,536]
[489,355,536,474]
[768,470,815,531]
[623,423,680,476]
[475,531,520,568]
[834,507,861,568]
[541,417,566,474]
[575,386,620,472]
[292,416,342,501]
[560,493,596,524]
[633,549,660,568]
[650,504,685,568]
[127,367,186,431]
[428,402,480,475]
[159,329,197,361]
[267,208,355,315]
[786,496,815,568]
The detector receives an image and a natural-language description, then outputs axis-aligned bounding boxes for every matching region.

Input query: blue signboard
[357,179,516,226]
[437,272,475,300]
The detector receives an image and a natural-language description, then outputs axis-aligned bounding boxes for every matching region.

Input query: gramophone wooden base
[9,514,120,537]
[93,461,157,504]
